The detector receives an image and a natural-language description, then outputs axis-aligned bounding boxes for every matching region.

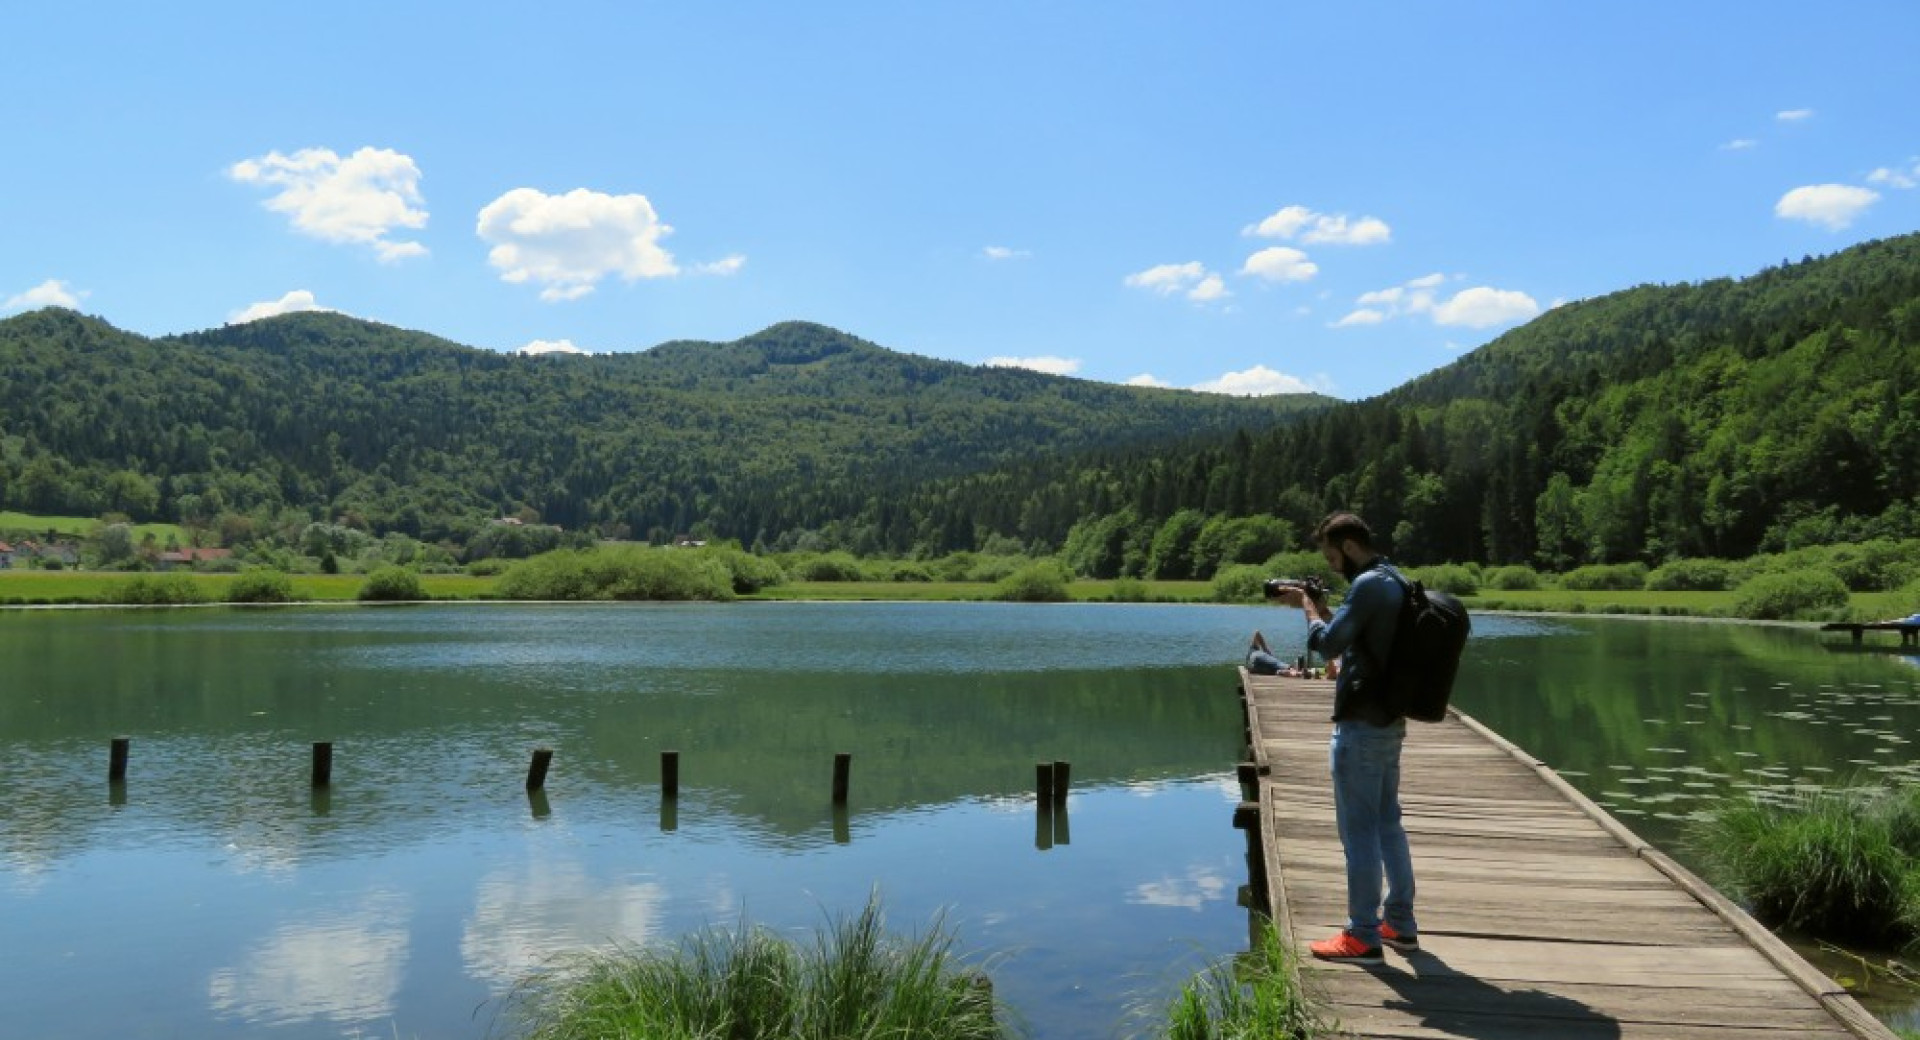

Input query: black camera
[1263,576,1329,600]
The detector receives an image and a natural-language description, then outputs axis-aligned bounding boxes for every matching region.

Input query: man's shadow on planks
[1338,949,1623,1040]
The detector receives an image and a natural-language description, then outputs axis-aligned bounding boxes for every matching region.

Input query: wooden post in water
[1232,800,1265,905]
[1051,760,1069,807]
[108,737,130,783]
[662,750,680,798]
[1237,761,1259,801]
[1035,762,1054,806]
[831,752,851,805]
[311,741,333,787]
[527,748,553,791]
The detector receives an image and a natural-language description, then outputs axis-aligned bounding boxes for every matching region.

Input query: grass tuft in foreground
[1693,784,1920,950]
[509,896,1004,1040]
[1158,919,1325,1040]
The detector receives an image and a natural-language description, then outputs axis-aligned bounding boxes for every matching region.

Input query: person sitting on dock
[1270,511,1418,966]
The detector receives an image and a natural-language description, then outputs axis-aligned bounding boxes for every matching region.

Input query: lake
[2,603,1916,1038]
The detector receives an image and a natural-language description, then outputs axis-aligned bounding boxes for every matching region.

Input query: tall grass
[1157,920,1324,1040]
[509,898,1004,1040]
[1693,784,1920,949]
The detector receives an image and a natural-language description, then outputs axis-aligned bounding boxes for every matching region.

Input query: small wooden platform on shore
[1821,621,1920,647]
[1236,672,1898,1039]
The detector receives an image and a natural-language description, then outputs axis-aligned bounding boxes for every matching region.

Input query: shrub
[1692,785,1920,948]
[496,547,735,601]
[1484,565,1542,591]
[1106,577,1150,603]
[1560,563,1648,591]
[963,555,1032,583]
[1730,569,1849,620]
[1259,551,1341,592]
[1409,563,1479,596]
[790,552,866,582]
[106,574,209,605]
[882,561,935,583]
[466,557,511,577]
[992,561,1071,602]
[1211,564,1268,603]
[1647,558,1737,591]
[226,570,295,603]
[701,547,787,593]
[358,566,426,601]
[510,897,1005,1040]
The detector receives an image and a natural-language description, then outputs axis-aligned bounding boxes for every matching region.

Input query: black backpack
[1373,565,1472,722]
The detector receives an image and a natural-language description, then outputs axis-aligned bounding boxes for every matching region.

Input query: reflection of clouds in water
[1128,864,1230,910]
[462,859,666,986]
[208,890,409,1027]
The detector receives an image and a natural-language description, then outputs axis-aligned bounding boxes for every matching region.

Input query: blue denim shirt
[1306,558,1404,724]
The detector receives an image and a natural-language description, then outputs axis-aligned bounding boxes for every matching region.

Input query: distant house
[157,547,234,570]
[0,541,13,569]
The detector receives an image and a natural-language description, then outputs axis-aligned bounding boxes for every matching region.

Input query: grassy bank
[0,570,495,604]
[1159,919,1325,1039]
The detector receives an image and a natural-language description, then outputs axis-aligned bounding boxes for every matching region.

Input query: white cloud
[1338,273,1447,328]
[1356,287,1403,307]
[4,278,84,310]
[1333,308,1386,327]
[1126,373,1173,388]
[1406,272,1447,289]
[985,355,1081,376]
[1776,108,1815,122]
[228,289,331,324]
[1244,205,1390,245]
[692,254,746,276]
[1240,246,1318,283]
[1432,286,1542,328]
[229,147,428,261]
[1775,183,1880,230]
[1124,261,1229,302]
[1867,160,1920,190]
[518,338,591,356]
[477,187,679,301]
[1721,138,1759,151]
[1192,364,1318,396]
[982,245,1031,260]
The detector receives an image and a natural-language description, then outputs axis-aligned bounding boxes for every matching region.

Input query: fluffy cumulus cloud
[4,278,84,310]
[1432,286,1542,328]
[1867,159,1920,191]
[1240,246,1318,283]
[1243,205,1391,246]
[1775,183,1880,230]
[1192,364,1319,396]
[229,147,428,262]
[228,289,331,324]
[691,254,746,276]
[1125,373,1173,388]
[1124,261,1229,303]
[985,355,1081,376]
[477,187,680,301]
[517,339,591,356]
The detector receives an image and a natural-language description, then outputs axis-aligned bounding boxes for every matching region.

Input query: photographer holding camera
[1265,511,1418,965]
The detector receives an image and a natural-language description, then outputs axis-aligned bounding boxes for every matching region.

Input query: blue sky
[5,3,1917,400]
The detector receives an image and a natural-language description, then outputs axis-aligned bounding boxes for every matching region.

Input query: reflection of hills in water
[0,604,1248,873]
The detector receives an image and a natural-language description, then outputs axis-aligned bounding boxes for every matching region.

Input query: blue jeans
[1330,719,1416,947]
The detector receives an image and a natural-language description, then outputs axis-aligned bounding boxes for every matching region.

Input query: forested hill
[0,311,1327,545]
[878,232,1920,572]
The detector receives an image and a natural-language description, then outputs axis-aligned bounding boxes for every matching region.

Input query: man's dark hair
[1314,511,1373,548]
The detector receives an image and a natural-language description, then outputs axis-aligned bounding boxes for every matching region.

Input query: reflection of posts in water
[659,795,678,832]
[108,780,127,808]
[108,736,131,783]
[527,788,551,820]
[310,784,332,817]
[832,803,850,844]
[526,748,553,791]
[311,741,333,787]
[1052,800,1071,846]
[1035,804,1053,851]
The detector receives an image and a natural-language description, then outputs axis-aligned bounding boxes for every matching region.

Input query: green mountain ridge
[0,309,1327,548]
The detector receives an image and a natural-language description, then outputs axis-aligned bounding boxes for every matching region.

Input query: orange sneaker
[1308,930,1383,965]
[1380,922,1419,953]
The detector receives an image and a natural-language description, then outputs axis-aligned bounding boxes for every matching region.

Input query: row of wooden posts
[103,737,1074,808]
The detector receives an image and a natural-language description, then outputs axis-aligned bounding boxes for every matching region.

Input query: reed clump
[1159,919,1325,1040]
[1694,784,1920,950]
[509,897,1004,1040]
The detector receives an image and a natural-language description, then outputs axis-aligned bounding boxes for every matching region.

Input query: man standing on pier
[1271,511,1418,965]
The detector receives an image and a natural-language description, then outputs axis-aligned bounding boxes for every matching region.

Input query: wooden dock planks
[1239,672,1898,1040]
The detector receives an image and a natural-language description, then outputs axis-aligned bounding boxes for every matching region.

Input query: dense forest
[877,233,1920,572]
[0,312,1324,551]
[3,231,1916,569]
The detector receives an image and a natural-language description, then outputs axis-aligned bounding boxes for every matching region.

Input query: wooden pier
[1237,672,1899,1039]
[1821,621,1920,647]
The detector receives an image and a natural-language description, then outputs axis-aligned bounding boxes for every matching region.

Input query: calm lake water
[2,603,1916,1038]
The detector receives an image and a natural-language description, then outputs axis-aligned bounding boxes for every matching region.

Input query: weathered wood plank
[1240,673,1898,1040]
